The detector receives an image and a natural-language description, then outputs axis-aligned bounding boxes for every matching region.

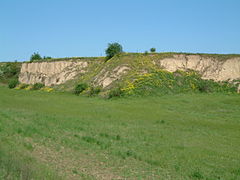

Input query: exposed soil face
[158,55,240,81]
[19,61,89,86]
[93,65,131,88]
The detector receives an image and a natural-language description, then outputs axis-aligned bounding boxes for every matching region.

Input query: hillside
[18,53,240,96]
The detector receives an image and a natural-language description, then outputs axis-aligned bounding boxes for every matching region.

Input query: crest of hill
[24,56,105,63]
[22,52,240,63]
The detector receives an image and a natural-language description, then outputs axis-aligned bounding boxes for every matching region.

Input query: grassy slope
[24,57,105,63]
[0,86,240,179]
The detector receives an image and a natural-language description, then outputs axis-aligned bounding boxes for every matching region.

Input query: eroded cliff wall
[158,54,240,81]
[19,54,240,88]
[19,61,89,86]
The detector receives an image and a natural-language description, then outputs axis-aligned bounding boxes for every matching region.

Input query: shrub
[150,48,156,53]
[40,87,54,92]
[8,79,19,89]
[88,86,101,96]
[74,83,88,95]
[43,56,52,60]
[144,51,149,55]
[108,87,124,99]
[105,43,123,60]
[197,81,212,93]
[16,84,29,90]
[30,53,42,62]
[32,83,45,90]
[25,85,34,90]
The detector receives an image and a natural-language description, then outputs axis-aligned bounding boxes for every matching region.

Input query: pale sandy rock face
[158,55,240,81]
[93,66,130,88]
[19,61,88,86]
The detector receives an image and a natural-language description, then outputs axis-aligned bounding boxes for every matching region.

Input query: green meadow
[0,86,240,179]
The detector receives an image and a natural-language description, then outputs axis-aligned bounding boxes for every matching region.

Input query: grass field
[0,86,240,179]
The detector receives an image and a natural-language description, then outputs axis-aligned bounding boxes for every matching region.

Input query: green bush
[18,84,29,89]
[105,43,123,60]
[32,83,44,90]
[88,86,101,96]
[108,87,124,99]
[197,81,213,93]
[43,56,52,60]
[30,53,42,62]
[150,48,156,53]
[8,79,19,89]
[74,83,88,95]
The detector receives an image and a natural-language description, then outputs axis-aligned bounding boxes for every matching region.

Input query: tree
[150,48,156,53]
[105,43,123,60]
[30,52,42,62]
[43,56,52,59]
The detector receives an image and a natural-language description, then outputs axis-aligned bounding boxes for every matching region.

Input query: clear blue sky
[1,0,240,61]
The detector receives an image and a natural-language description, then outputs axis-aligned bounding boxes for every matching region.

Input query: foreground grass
[0,86,240,179]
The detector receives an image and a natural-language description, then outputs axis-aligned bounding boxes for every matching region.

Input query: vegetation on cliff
[118,70,238,97]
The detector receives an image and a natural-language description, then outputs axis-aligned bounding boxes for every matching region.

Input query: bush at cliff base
[32,83,45,90]
[15,84,29,90]
[40,87,54,92]
[8,79,19,89]
[74,83,88,95]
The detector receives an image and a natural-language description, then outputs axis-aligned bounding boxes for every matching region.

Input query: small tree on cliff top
[105,43,123,60]
[150,48,156,53]
[30,52,42,62]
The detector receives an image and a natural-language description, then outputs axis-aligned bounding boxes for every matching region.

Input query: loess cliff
[18,53,240,91]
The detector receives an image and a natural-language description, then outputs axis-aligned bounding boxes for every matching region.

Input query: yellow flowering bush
[121,81,135,94]
[15,84,28,90]
[119,69,237,96]
[40,87,54,92]
[25,85,33,91]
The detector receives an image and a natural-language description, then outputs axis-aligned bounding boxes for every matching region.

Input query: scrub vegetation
[0,62,21,84]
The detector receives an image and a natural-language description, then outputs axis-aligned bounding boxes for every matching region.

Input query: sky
[1,0,240,62]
